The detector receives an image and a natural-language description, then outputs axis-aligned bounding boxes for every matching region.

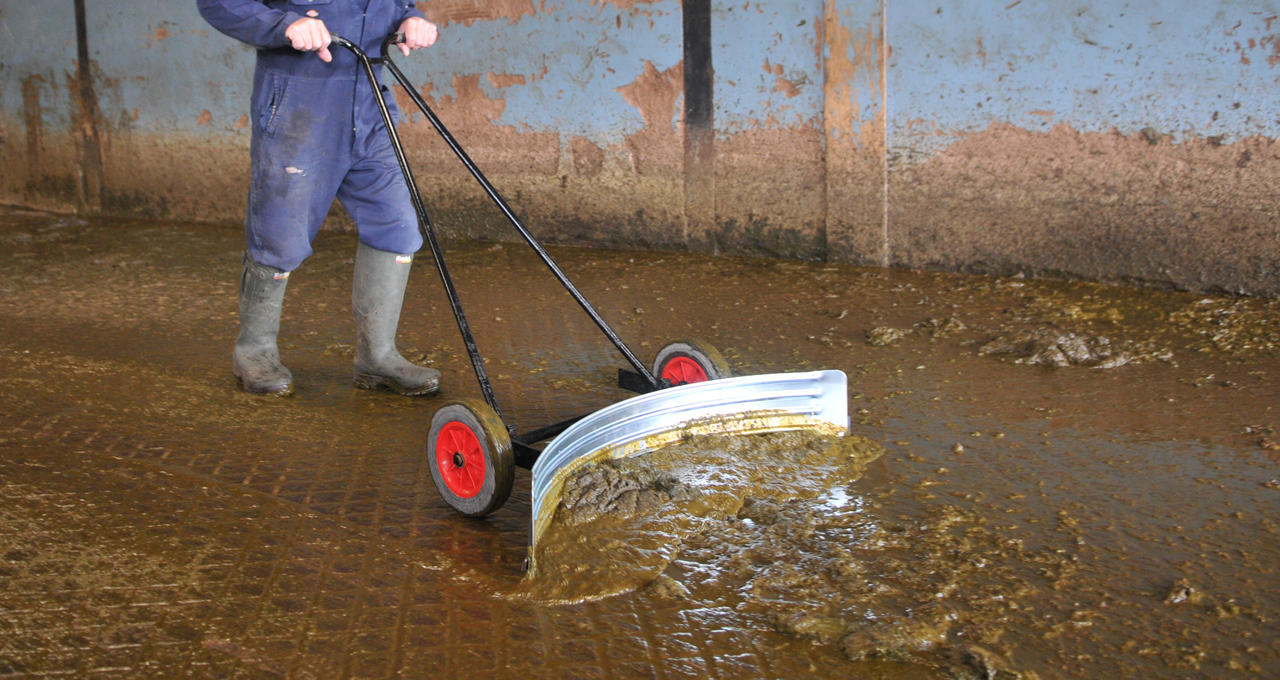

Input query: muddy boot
[232,253,294,395]
[352,242,441,396]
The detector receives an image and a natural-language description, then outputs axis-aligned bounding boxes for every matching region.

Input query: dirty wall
[1,1,1277,295]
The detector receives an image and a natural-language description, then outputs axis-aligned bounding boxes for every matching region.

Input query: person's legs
[339,128,438,395]
[234,85,349,393]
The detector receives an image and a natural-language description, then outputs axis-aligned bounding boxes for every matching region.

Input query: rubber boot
[352,242,441,396]
[232,253,294,395]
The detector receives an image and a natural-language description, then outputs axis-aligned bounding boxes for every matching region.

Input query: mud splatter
[676,498,1072,676]
[522,430,883,603]
[977,329,1132,368]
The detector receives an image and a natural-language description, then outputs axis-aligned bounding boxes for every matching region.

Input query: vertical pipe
[682,0,714,249]
[73,0,104,213]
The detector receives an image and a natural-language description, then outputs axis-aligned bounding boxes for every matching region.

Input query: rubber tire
[427,399,515,517]
[652,339,731,386]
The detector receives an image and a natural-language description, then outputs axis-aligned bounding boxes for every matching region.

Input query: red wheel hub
[435,422,485,498]
[660,355,708,385]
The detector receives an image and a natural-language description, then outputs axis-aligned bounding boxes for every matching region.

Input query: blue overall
[197,0,426,272]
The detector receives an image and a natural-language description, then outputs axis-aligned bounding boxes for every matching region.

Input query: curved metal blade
[530,370,849,547]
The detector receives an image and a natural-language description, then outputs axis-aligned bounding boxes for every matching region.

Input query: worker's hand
[397,16,438,56]
[285,17,332,63]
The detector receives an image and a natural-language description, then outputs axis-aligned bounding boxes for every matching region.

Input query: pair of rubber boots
[232,242,440,396]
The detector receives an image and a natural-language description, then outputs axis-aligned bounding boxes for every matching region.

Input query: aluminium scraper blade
[528,370,850,554]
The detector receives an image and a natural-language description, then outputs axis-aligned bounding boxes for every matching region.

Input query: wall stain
[893,122,1280,295]
[716,125,826,258]
[569,135,605,176]
[614,60,683,176]
[431,75,506,125]
[591,0,663,10]
[21,75,44,169]
[419,0,538,27]
[147,25,171,48]
[14,74,78,210]
[824,8,885,152]
[773,77,801,98]
[822,5,888,266]
[393,77,560,176]
[487,72,528,89]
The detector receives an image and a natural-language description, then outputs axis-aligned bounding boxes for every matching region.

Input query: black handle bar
[328,34,665,423]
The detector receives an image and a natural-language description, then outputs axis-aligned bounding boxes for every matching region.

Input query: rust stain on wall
[773,77,801,98]
[419,0,537,27]
[616,61,683,132]
[591,0,663,10]
[393,78,559,176]
[147,25,170,48]
[434,75,506,125]
[21,75,44,168]
[486,72,527,89]
[11,74,82,209]
[822,5,888,265]
[569,135,605,176]
[824,11,885,152]
[614,60,683,176]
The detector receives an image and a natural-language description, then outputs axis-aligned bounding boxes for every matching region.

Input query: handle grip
[331,33,407,55]
[327,32,401,45]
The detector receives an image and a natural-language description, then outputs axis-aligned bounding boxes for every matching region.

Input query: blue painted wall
[1,1,1277,293]
[406,2,684,142]
[714,2,824,132]
[888,1,1280,156]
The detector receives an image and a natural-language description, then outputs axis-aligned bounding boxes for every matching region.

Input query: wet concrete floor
[0,207,1277,678]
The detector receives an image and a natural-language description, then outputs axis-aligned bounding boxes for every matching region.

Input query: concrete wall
[885,0,1280,295]
[1,1,1278,294]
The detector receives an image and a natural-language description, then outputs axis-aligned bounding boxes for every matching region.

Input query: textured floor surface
[2,209,1277,678]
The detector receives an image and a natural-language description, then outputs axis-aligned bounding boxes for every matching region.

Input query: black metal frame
[332,35,664,469]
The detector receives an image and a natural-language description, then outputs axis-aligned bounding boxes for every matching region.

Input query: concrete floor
[2,208,1278,678]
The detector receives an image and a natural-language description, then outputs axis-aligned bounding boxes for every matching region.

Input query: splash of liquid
[519,429,883,603]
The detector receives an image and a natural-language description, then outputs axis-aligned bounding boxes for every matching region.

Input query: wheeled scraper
[331,35,851,549]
